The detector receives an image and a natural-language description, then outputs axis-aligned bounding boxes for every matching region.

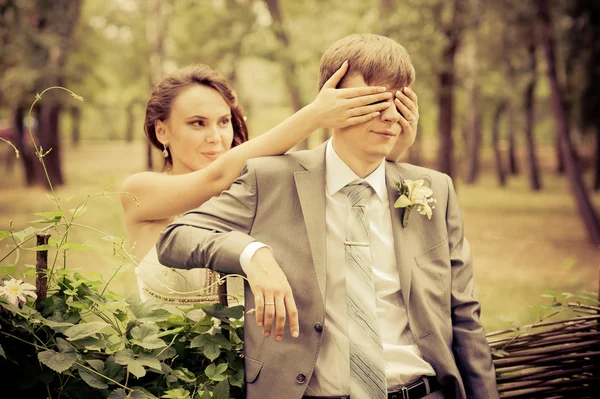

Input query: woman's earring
[162,143,169,158]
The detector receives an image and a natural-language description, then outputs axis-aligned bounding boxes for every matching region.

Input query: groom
[157,34,498,399]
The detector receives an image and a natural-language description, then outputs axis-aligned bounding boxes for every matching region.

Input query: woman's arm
[122,62,392,223]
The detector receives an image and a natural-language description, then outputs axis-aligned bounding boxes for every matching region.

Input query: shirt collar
[325,139,387,202]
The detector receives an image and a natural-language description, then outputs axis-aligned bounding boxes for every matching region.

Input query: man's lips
[371,130,396,137]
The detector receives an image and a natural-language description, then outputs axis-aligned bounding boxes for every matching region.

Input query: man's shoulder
[391,162,448,186]
[246,145,325,172]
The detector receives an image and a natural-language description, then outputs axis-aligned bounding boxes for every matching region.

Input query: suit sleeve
[156,163,259,275]
[445,174,499,398]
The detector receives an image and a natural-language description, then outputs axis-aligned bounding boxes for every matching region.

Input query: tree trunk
[125,101,137,142]
[594,126,600,190]
[556,133,565,174]
[37,103,64,187]
[264,0,307,150]
[437,49,458,178]
[13,106,36,186]
[436,0,466,178]
[492,101,507,187]
[537,0,600,245]
[524,42,542,191]
[145,0,168,169]
[465,0,481,184]
[71,106,80,146]
[507,105,519,175]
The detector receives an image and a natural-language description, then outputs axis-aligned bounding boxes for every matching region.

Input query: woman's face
[158,84,234,173]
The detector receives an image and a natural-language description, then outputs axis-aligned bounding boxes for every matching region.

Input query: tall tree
[537,0,600,245]
[34,0,83,187]
[465,0,482,184]
[523,40,542,191]
[492,101,507,186]
[263,0,307,150]
[436,0,468,178]
[567,0,600,190]
[144,0,169,170]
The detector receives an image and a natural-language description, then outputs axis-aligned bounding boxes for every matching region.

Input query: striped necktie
[343,182,387,399]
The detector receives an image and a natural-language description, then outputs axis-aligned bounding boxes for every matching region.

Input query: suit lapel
[386,163,415,311]
[294,144,328,304]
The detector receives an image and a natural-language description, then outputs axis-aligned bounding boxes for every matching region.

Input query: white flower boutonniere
[394,178,437,227]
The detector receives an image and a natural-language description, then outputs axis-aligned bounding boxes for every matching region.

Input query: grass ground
[0,139,598,332]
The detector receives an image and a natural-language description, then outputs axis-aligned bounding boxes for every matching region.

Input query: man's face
[334,73,404,165]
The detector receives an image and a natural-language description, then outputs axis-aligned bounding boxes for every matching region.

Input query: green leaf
[107,389,147,399]
[86,359,105,372]
[0,344,6,359]
[190,335,220,361]
[171,367,196,383]
[161,388,192,399]
[131,323,167,350]
[62,242,94,252]
[12,226,39,243]
[41,317,74,329]
[205,363,228,381]
[0,264,18,276]
[56,338,75,353]
[229,368,244,388]
[69,205,87,218]
[191,333,231,361]
[23,244,50,251]
[0,230,10,241]
[31,211,64,223]
[104,355,126,383]
[114,349,161,378]
[204,304,244,321]
[38,350,77,372]
[213,379,230,399]
[154,346,177,361]
[127,296,171,322]
[64,321,110,341]
[78,365,109,389]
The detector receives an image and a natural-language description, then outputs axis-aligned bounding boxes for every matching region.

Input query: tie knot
[343,182,373,207]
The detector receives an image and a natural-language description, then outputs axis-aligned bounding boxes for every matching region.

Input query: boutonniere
[394,178,437,227]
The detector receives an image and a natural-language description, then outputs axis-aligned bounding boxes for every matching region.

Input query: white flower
[0,278,37,306]
[394,179,437,219]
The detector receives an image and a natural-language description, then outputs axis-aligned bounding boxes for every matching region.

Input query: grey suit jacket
[156,143,499,399]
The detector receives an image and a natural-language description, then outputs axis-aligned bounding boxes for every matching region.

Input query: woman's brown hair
[144,64,248,169]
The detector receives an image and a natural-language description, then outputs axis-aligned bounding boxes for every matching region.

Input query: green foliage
[0,268,245,398]
[0,88,245,398]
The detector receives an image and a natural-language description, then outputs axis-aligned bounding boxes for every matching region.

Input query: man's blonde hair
[318,33,415,90]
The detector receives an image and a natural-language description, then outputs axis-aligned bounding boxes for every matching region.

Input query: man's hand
[245,247,299,341]
[386,87,420,162]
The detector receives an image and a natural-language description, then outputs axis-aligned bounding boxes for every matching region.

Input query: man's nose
[381,100,401,124]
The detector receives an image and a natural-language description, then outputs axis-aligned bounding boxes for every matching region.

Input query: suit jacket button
[313,322,323,332]
[296,374,306,384]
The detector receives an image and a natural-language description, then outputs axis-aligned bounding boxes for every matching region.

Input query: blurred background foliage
[1,0,599,331]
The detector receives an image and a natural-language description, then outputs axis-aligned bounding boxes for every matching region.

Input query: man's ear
[155,120,168,143]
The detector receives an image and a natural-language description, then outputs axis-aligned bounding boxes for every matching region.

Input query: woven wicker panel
[486,303,600,399]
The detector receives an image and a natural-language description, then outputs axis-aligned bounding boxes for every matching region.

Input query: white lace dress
[135,245,221,304]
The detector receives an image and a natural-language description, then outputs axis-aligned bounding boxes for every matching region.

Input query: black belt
[303,376,441,399]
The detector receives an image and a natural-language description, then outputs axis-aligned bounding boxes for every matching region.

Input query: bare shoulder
[120,171,161,210]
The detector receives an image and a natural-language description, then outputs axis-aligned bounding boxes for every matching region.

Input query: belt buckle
[401,386,409,399]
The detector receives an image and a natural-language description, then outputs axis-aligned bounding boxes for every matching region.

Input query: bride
[120,62,393,304]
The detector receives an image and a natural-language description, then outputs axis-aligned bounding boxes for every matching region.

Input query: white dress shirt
[241,139,435,395]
